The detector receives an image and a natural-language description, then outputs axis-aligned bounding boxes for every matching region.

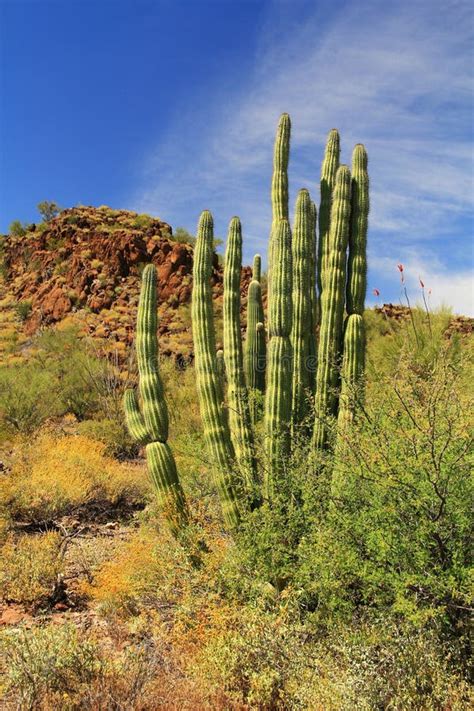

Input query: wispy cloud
[130,0,473,313]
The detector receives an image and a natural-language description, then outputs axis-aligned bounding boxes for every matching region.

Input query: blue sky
[1,0,473,313]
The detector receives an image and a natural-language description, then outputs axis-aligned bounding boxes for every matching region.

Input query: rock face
[2,206,252,362]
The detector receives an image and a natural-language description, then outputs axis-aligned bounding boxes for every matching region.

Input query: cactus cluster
[124,114,369,534]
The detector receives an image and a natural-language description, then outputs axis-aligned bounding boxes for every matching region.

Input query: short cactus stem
[252,254,262,282]
[346,144,369,315]
[245,277,266,395]
[223,217,258,493]
[124,264,189,534]
[264,218,293,498]
[291,188,314,431]
[337,314,366,431]
[313,165,352,451]
[317,129,340,318]
[192,210,241,528]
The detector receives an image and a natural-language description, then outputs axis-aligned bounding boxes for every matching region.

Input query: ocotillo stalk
[124,264,189,535]
[308,199,318,387]
[291,189,314,431]
[269,113,291,294]
[317,129,340,320]
[336,314,366,430]
[223,217,258,493]
[252,253,261,282]
[264,218,293,498]
[192,210,241,528]
[313,165,352,451]
[346,144,369,315]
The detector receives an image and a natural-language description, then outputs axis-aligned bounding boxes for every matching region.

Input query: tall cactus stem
[223,217,258,493]
[269,113,291,293]
[291,189,314,431]
[308,199,318,390]
[124,264,188,534]
[346,144,369,315]
[317,129,340,320]
[313,165,352,451]
[192,210,241,528]
[264,218,292,497]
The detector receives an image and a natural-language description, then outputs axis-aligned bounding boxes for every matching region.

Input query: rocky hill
[1,206,252,362]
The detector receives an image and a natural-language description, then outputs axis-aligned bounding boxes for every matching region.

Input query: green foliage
[14,299,32,322]
[0,364,61,434]
[9,220,27,237]
[172,226,196,245]
[37,200,61,222]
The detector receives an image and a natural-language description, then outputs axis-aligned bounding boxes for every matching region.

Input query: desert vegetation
[0,115,472,710]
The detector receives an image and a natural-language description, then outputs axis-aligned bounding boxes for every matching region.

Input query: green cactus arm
[264,218,293,497]
[269,113,291,292]
[223,217,258,491]
[146,442,189,536]
[337,314,366,430]
[252,254,262,282]
[192,210,241,528]
[245,279,266,394]
[313,165,352,451]
[346,144,369,315]
[317,129,340,315]
[123,389,150,445]
[291,188,314,430]
[136,264,169,442]
[308,199,318,388]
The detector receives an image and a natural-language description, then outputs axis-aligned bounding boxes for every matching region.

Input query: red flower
[428,289,432,296]
[419,277,425,288]
[373,288,380,297]
[397,263,404,273]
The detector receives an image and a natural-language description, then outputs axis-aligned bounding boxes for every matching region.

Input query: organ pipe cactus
[346,144,369,315]
[291,188,315,430]
[337,314,366,429]
[223,217,258,492]
[128,114,369,532]
[192,210,241,528]
[312,165,352,451]
[264,218,293,497]
[124,264,189,535]
[317,129,340,317]
[245,255,266,397]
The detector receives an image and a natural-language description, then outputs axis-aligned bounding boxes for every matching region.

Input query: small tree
[37,201,60,222]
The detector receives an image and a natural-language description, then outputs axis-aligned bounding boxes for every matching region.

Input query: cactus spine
[192,210,241,528]
[308,199,318,384]
[223,217,258,493]
[291,189,314,430]
[313,165,352,451]
[124,264,188,535]
[264,218,293,497]
[346,144,369,315]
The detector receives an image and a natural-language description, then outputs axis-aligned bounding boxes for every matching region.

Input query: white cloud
[130,0,474,314]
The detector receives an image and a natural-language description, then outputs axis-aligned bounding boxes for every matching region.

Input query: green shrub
[0,365,61,434]
[14,299,32,322]
[8,220,27,237]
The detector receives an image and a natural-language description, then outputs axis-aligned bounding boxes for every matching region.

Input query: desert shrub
[0,365,61,434]
[14,299,32,322]
[77,417,138,459]
[8,220,27,237]
[0,532,63,606]
[172,227,195,245]
[0,624,102,710]
[131,213,154,229]
[1,433,148,522]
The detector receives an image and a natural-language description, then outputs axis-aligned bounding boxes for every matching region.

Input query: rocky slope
[1,206,252,362]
